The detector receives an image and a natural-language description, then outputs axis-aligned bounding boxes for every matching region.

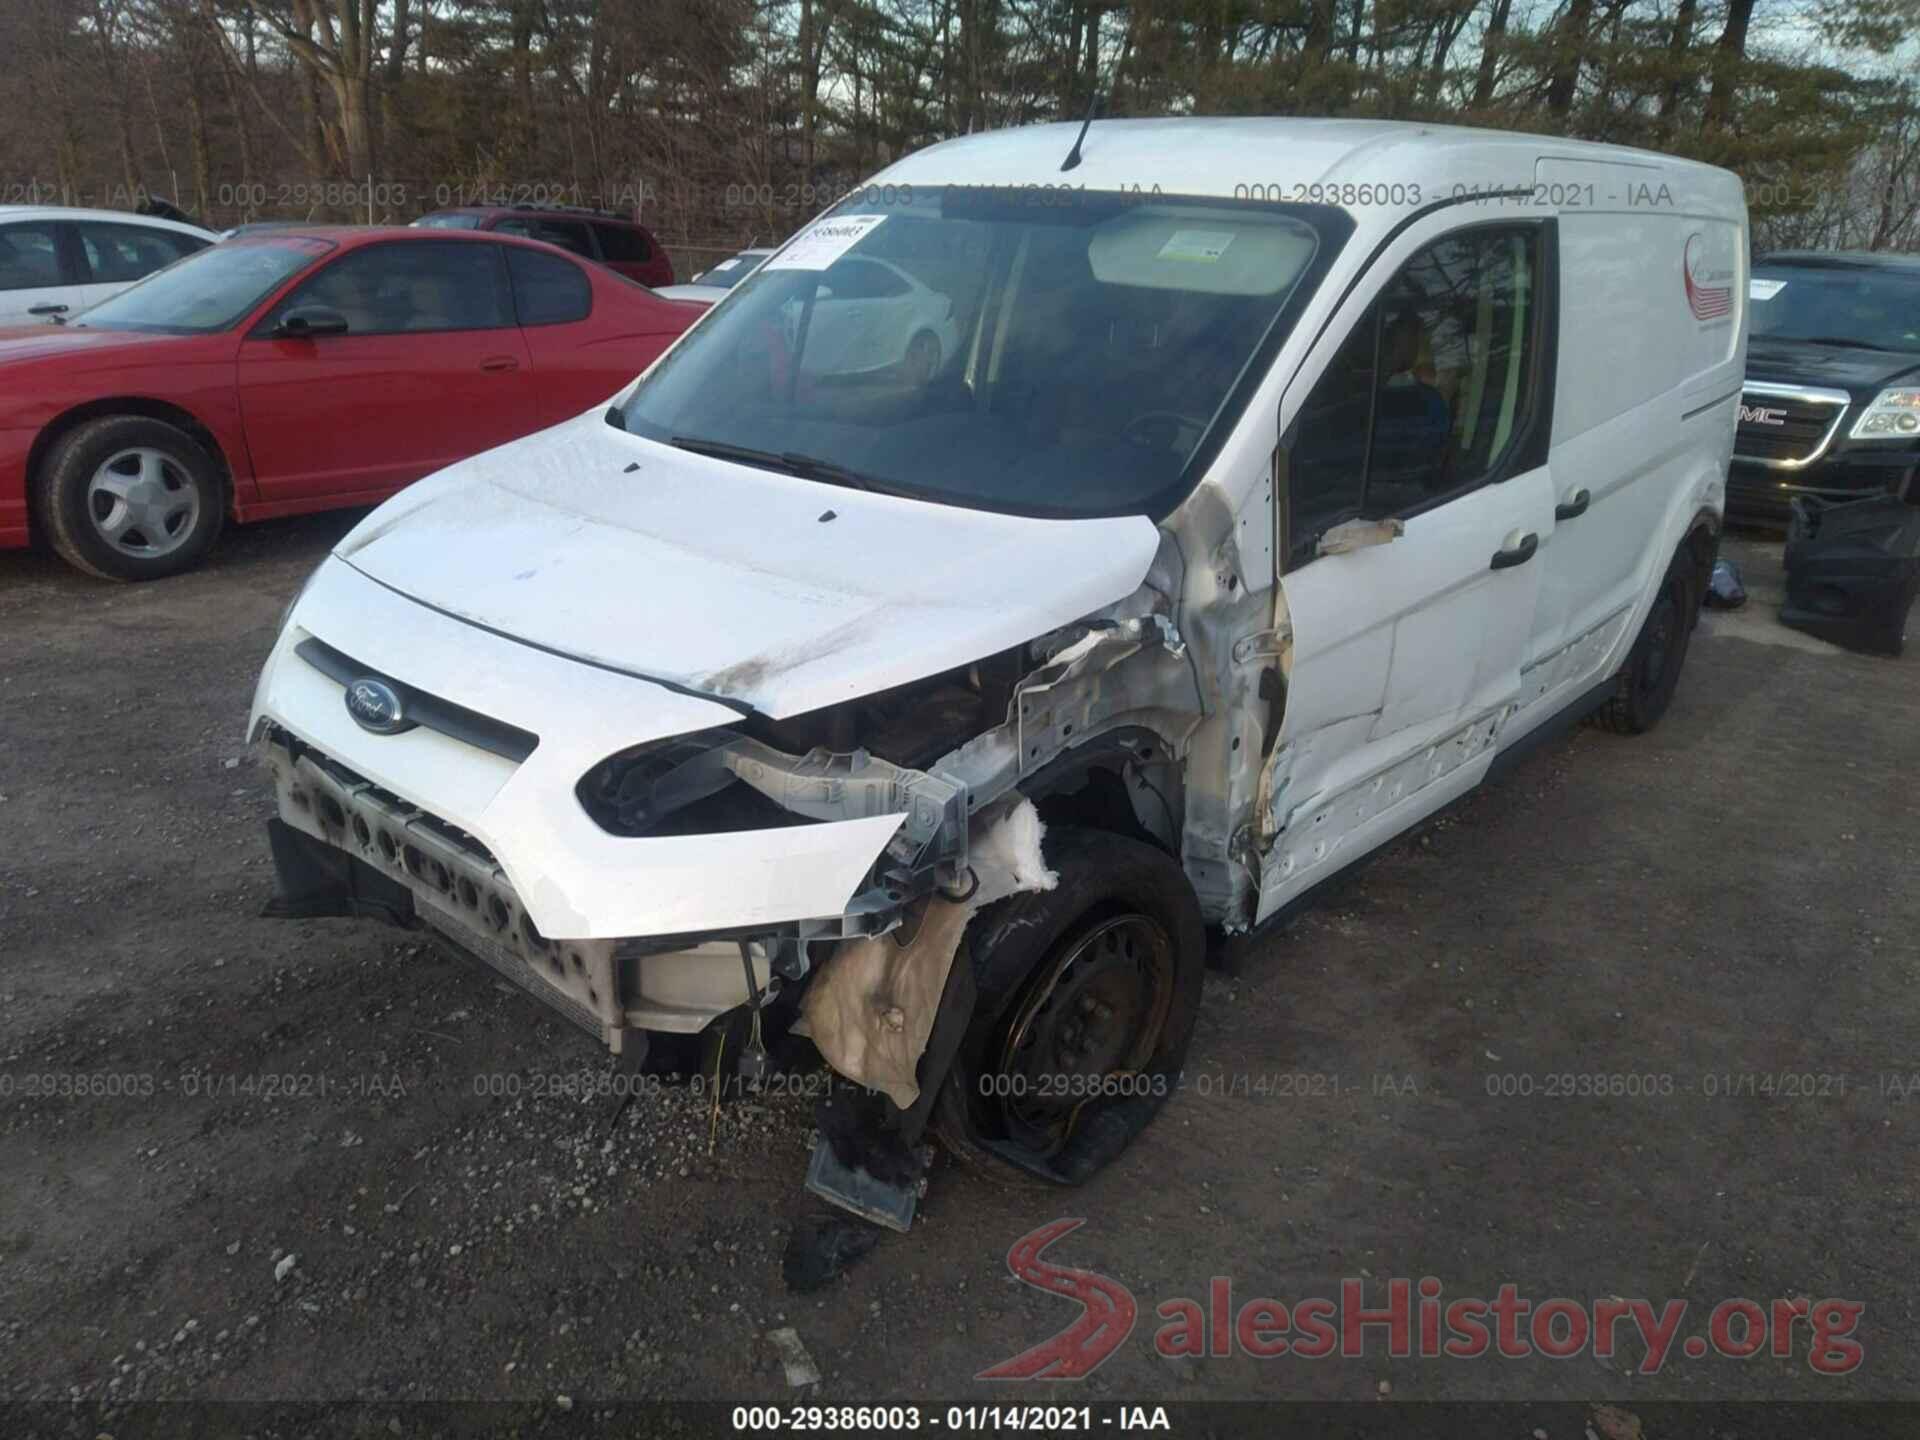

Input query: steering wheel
[1121,410,1205,452]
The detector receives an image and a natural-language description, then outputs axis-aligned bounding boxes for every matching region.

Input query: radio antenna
[1060,82,1101,172]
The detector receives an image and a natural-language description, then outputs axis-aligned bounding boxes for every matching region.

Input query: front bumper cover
[1727,450,1919,523]
[259,729,927,1051]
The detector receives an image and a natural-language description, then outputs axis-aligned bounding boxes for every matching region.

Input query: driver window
[267,242,512,335]
[1286,224,1541,565]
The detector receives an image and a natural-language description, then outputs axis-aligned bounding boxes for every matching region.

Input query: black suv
[1730,251,1920,525]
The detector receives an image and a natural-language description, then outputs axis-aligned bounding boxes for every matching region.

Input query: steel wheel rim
[88,447,200,558]
[996,913,1175,1152]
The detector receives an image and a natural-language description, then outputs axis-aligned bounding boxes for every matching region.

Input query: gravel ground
[1,520,1916,1424]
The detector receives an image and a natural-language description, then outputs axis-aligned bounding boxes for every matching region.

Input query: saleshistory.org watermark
[979,1220,1864,1381]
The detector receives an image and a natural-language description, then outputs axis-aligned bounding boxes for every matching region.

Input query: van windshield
[616,188,1349,518]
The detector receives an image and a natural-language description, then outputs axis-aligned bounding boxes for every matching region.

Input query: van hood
[336,414,1164,719]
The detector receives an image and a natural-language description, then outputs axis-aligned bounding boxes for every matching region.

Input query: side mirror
[274,305,349,339]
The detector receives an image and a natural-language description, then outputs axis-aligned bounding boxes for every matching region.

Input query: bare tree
[247,0,381,177]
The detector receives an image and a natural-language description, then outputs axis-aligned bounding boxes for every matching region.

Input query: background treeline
[2,0,1917,276]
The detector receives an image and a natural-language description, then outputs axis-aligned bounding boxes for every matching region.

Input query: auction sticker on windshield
[762,214,888,271]
[1749,278,1786,301]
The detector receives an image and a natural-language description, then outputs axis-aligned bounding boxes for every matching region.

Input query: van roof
[879,117,1742,223]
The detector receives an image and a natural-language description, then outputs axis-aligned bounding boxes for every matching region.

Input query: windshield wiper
[779,451,907,496]
[668,436,904,496]
[668,436,793,473]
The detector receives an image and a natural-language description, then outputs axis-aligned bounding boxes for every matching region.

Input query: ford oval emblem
[345,677,409,735]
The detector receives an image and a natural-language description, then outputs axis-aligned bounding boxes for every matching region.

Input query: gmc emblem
[1740,404,1788,426]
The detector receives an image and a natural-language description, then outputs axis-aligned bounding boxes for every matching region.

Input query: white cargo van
[250,119,1746,1210]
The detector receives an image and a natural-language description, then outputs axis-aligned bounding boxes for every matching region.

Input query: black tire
[33,416,226,581]
[1871,602,1909,659]
[933,826,1205,1186]
[1594,546,1697,734]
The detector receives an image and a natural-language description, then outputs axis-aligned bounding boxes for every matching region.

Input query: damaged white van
[250,119,1747,1223]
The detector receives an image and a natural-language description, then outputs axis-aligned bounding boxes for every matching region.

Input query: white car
[0,206,216,325]
[781,255,961,382]
[653,247,773,300]
[663,250,960,383]
[250,119,1746,1219]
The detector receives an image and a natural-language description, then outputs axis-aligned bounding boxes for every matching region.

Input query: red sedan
[0,227,705,580]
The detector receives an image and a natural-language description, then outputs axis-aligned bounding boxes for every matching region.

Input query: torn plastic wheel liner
[799,797,1055,1229]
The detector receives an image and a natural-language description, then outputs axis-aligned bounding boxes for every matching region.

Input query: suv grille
[1736,385,1850,467]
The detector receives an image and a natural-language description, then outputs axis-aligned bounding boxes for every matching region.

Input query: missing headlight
[576,731,970,894]
[576,728,811,838]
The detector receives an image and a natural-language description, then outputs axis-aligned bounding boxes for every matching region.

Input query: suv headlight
[1849,387,1920,440]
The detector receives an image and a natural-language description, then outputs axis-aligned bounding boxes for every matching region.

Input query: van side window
[1286,303,1380,546]
[1287,225,1542,563]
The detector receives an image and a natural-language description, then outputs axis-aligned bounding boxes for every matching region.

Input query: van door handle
[1490,532,1539,570]
[1555,489,1591,521]
[28,303,69,316]
[479,355,520,372]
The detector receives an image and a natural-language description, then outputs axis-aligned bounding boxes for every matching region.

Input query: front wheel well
[26,399,234,532]
[1020,730,1183,857]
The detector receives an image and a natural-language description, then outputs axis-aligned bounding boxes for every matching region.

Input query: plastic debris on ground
[782,1211,885,1293]
[767,1326,823,1387]
[1703,556,1747,610]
